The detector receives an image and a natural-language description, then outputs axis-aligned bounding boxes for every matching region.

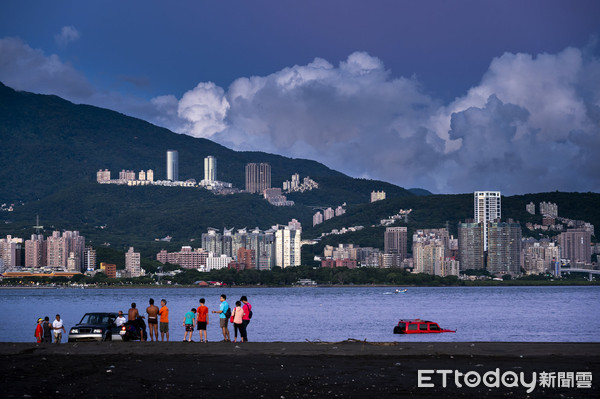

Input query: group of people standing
[184,294,252,343]
[33,295,253,344]
[34,315,67,343]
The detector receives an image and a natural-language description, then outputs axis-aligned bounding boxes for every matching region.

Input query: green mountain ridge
[1,82,598,261]
[0,82,413,254]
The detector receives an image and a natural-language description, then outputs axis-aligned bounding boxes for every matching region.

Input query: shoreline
[1,342,598,398]
[1,281,599,289]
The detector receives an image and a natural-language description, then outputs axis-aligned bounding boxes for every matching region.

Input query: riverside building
[559,229,592,264]
[487,219,522,275]
[274,221,301,268]
[457,221,484,271]
[384,227,408,266]
[125,247,142,277]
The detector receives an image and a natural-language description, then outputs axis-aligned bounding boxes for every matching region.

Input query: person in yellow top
[158,299,169,342]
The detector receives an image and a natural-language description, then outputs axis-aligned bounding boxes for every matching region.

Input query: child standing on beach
[232,301,245,343]
[196,298,209,343]
[183,308,196,342]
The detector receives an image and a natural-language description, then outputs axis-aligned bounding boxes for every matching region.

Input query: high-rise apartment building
[412,229,458,276]
[146,169,154,182]
[237,248,255,270]
[323,207,334,221]
[246,228,275,270]
[202,229,222,256]
[540,202,558,218]
[384,227,407,261]
[313,211,323,227]
[204,155,216,182]
[245,163,271,193]
[157,247,209,269]
[275,220,302,268]
[84,246,96,271]
[487,220,522,275]
[457,221,484,271]
[46,231,85,271]
[474,191,501,251]
[559,229,591,264]
[166,150,179,181]
[0,235,22,268]
[522,239,559,274]
[526,202,535,215]
[125,247,141,277]
[25,234,46,268]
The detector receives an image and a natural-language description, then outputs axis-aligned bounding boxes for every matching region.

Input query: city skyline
[1,2,599,195]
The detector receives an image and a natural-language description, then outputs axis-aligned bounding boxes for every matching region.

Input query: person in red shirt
[196,298,209,343]
[35,318,43,343]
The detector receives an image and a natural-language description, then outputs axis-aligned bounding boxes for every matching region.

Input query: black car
[68,312,123,342]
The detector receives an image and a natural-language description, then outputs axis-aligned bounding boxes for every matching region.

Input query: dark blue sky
[1,1,599,194]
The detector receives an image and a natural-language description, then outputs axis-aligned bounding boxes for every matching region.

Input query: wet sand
[1,341,598,398]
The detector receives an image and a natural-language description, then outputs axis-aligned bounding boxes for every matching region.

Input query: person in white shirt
[115,311,126,327]
[52,314,66,344]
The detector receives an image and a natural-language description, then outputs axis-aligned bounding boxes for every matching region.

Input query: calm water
[2,286,599,343]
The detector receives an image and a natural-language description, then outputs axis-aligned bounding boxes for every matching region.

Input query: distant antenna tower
[33,215,43,234]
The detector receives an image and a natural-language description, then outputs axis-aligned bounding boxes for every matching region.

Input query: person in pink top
[240,295,252,342]
[231,301,245,343]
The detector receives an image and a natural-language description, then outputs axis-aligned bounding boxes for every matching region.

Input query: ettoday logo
[418,369,593,393]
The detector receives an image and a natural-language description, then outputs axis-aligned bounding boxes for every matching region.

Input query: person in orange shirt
[196,298,209,343]
[158,299,169,342]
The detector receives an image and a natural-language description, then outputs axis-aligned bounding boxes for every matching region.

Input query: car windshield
[80,314,111,325]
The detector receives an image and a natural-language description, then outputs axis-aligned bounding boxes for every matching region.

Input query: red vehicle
[393,319,456,334]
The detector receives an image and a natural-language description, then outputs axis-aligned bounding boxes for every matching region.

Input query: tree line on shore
[1,266,597,287]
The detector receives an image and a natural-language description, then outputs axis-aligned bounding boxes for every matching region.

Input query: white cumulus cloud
[177,82,230,138]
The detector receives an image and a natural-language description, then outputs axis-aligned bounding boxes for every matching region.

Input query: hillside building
[245,163,271,193]
[166,150,179,181]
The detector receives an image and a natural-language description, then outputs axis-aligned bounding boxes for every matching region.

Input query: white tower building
[474,191,501,251]
[166,150,179,181]
[204,155,216,182]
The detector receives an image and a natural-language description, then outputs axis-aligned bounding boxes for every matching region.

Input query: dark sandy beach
[1,341,598,398]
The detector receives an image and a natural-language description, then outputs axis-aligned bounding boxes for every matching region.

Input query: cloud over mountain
[171,48,600,194]
[1,35,599,194]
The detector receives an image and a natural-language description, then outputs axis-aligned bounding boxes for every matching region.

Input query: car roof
[398,319,437,324]
[83,312,117,317]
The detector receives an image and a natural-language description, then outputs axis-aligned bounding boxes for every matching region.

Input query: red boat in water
[393,319,456,334]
